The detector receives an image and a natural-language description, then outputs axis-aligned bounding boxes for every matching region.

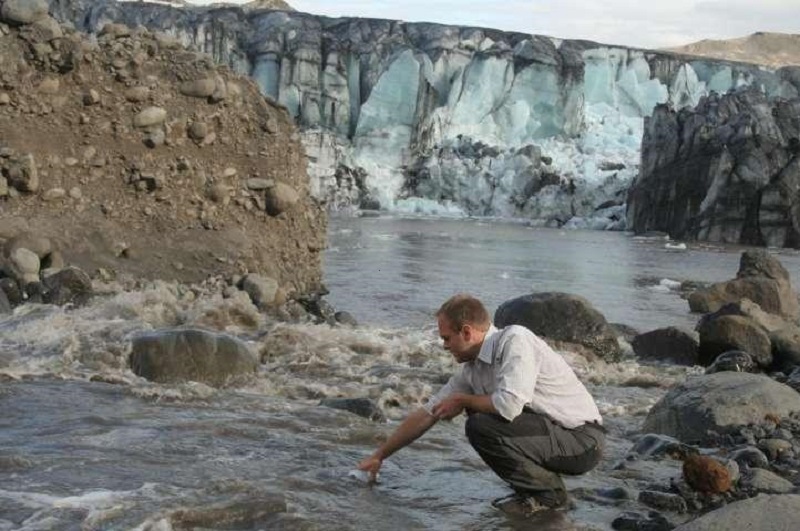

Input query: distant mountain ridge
[119,0,294,10]
[665,32,800,68]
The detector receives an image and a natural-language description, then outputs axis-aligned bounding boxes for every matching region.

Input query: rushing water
[4,217,800,530]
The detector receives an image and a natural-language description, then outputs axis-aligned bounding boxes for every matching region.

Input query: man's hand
[431,394,466,420]
[357,454,383,482]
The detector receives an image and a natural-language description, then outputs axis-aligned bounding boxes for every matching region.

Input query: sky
[185,0,800,49]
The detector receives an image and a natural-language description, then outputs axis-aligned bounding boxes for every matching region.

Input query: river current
[3,217,800,530]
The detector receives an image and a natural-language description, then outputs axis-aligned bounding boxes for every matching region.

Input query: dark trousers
[465,409,605,506]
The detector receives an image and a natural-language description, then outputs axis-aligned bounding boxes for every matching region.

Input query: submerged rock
[130,329,258,387]
[319,398,386,422]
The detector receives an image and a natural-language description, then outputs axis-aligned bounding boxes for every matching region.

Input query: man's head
[436,294,491,363]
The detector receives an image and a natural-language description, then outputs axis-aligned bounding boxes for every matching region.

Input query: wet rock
[729,446,770,470]
[6,247,40,285]
[632,327,699,366]
[298,295,335,324]
[704,350,757,374]
[674,494,800,531]
[697,315,772,368]
[334,311,358,327]
[0,278,22,307]
[495,292,622,361]
[638,491,687,513]
[629,434,694,459]
[741,468,794,494]
[241,274,279,310]
[770,326,800,372]
[319,398,386,422]
[0,287,9,314]
[42,266,93,306]
[1,0,49,26]
[758,438,793,461]
[643,372,800,444]
[688,251,799,321]
[612,511,673,531]
[130,328,258,387]
[264,182,300,216]
[682,455,732,494]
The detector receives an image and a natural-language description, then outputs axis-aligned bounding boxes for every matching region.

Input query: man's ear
[461,324,473,341]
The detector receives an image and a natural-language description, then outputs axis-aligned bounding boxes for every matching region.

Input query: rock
[99,23,132,38]
[124,86,150,102]
[82,89,100,106]
[628,433,694,459]
[632,327,699,365]
[682,454,732,494]
[0,177,7,197]
[247,178,274,190]
[133,107,167,128]
[179,78,216,98]
[688,251,798,321]
[770,326,800,372]
[494,292,622,361]
[0,278,22,307]
[729,446,770,469]
[42,188,66,201]
[241,274,279,309]
[741,468,794,494]
[130,328,258,387]
[704,350,757,374]
[6,247,40,285]
[144,129,165,148]
[1,0,49,26]
[638,490,687,513]
[187,121,208,141]
[38,77,60,94]
[264,182,300,216]
[642,372,800,443]
[41,266,93,306]
[612,511,673,531]
[758,438,793,461]
[697,315,772,368]
[334,311,358,327]
[0,286,9,314]
[319,397,386,422]
[0,94,9,105]
[6,154,39,193]
[674,495,800,531]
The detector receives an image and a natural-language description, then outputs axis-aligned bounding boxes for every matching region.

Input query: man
[357,294,605,515]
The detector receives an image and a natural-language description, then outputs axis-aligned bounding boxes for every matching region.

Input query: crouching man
[357,294,605,515]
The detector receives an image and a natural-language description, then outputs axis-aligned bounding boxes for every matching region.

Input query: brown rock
[683,455,732,494]
[264,182,300,216]
[179,79,216,98]
[124,86,150,103]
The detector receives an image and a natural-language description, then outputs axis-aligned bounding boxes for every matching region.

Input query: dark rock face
[704,350,757,374]
[0,286,9,314]
[494,292,621,361]
[41,266,93,306]
[697,315,772,368]
[632,327,699,366]
[130,328,258,387]
[628,88,800,248]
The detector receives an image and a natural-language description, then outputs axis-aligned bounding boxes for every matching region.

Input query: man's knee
[465,412,502,445]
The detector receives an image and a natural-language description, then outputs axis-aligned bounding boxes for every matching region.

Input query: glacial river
[3,217,800,530]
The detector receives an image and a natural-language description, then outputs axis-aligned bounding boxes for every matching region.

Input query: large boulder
[41,266,93,306]
[688,251,798,320]
[0,0,49,25]
[642,372,800,443]
[494,292,621,361]
[697,314,772,368]
[674,495,800,531]
[130,329,258,387]
[631,326,699,365]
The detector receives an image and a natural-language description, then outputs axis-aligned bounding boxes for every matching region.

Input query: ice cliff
[49,0,800,229]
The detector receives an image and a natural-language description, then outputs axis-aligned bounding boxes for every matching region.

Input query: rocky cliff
[0,1,326,298]
[47,0,800,231]
[628,88,800,247]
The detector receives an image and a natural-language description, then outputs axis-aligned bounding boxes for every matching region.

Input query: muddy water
[3,218,800,530]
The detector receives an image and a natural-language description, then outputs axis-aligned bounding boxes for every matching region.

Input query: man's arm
[357,408,438,480]
[431,393,497,419]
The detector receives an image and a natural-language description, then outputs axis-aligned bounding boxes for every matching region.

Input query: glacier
[51,1,800,229]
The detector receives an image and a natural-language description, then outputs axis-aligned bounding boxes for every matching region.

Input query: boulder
[130,329,257,387]
[642,372,800,443]
[179,78,217,98]
[494,292,621,361]
[0,287,9,314]
[674,495,800,531]
[632,327,699,365]
[770,325,800,372]
[1,0,49,25]
[741,469,794,494]
[133,107,167,128]
[6,247,40,285]
[688,251,798,321]
[241,274,279,309]
[264,182,300,216]
[319,398,386,422]
[697,315,772,368]
[42,266,93,306]
[0,278,22,307]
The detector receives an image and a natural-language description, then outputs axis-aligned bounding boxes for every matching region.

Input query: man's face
[437,315,478,363]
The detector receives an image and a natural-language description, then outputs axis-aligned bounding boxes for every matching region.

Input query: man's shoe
[491,493,552,516]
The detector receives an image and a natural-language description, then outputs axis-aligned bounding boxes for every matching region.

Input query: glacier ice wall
[52,1,800,228]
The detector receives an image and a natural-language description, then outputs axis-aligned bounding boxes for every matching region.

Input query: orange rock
[682,454,732,494]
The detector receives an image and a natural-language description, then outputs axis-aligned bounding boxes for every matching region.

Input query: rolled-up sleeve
[423,369,471,415]
[490,332,540,421]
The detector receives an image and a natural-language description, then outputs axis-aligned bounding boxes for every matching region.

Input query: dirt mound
[0,10,326,299]
[665,32,800,68]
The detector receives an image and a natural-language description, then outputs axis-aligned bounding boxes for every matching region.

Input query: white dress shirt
[424,325,602,428]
